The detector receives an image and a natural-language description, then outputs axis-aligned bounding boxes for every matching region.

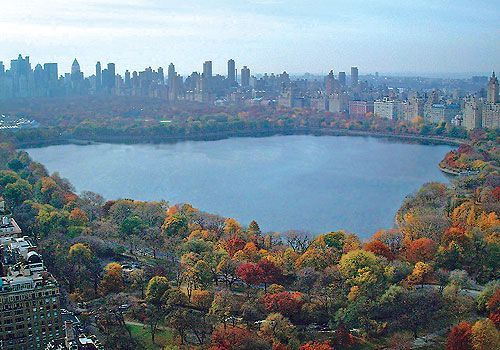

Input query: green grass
[127,323,177,350]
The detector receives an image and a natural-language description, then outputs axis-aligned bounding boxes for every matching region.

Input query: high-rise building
[157,67,165,85]
[10,55,31,78]
[227,59,236,86]
[338,72,346,87]
[463,72,500,130]
[0,198,63,350]
[374,98,403,120]
[71,59,81,77]
[202,61,213,92]
[95,62,102,91]
[167,63,176,88]
[350,67,358,87]
[325,70,336,94]
[43,63,58,83]
[241,66,250,88]
[107,63,116,89]
[349,100,373,118]
[328,92,349,113]
[487,71,499,103]
[203,61,212,79]
[124,70,131,88]
[463,96,483,130]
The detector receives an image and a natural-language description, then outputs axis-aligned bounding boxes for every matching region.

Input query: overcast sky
[1,0,498,76]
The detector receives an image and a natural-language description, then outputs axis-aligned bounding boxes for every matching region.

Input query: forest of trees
[0,96,476,147]
[0,128,498,349]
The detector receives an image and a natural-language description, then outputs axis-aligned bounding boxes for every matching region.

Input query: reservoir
[25,135,453,238]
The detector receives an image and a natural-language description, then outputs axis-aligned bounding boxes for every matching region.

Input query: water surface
[25,135,453,237]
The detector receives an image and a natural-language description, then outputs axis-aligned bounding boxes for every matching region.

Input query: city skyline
[1,0,498,76]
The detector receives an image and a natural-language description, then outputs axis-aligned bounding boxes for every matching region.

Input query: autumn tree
[259,313,297,348]
[99,263,124,295]
[145,276,180,343]
[257,258,283,292]
[129,269,147,298]
[208,290,234,329]
[471,318,500,350]
[224,218,243,237]
[405,238,437,263]
[299,341,333,350]
[408,261,433,287]
[209,325,270,350]
[236,262,264,291]
[262,291,304,318]
[339,249,391,298]
[67,243,95,292]
[162,212,188,238]
[446,322,473,350]
[364,240,395,260]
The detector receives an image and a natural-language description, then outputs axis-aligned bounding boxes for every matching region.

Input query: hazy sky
[1,0,498,76]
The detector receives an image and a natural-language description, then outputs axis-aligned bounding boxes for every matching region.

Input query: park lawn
[127,323,177,350]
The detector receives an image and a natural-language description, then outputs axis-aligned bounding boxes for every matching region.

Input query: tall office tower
[43,63,58,82]
[203,61,213,78]
[325,70,336,94]
[71,59,81,77]
[227,59,236,85]
[125,70,131,88]
[351,66,359,87]
[157,67,165,84]
[107,63,116,89]
[338,71,346,87]
[101,68,109,91]
[168,63,176,88]
[241,66,250,88]
[169,73,182,101]
[487,71,499,103]
[33,64,44,88]
[202,61,213,93]
[95,61,102,91]
[10,55,31,77]
[0,198,63,350]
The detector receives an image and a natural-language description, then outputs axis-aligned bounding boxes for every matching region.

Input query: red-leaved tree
[257,258,283,292]
[299,341,334,350]
[262,291,303,317]
[364,240,395,260]
[445,322,473,350]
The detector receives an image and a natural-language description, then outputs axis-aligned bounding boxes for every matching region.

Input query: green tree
[3,179,33,207]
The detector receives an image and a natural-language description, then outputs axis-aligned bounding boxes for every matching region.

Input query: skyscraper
[487,71,499,104]
[203,61,213,79]
[338,72,346,87]
[241,66,250,88]
[43,63,58,82]
[325,70,336,94]
[227,59,236,85]
[10,55,31,78]
[351,66,358,87]
[157,67,165,84]
[202,61,212,92]
[107,63,116,89]
[125,70,131,88]
[168,63,176,88]
[71,59,81,77]
[95,61,102,91]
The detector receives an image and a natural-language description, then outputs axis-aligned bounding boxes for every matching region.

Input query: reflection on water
[25,135,453,237]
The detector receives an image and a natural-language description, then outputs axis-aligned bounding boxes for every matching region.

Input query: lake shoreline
[24,135,454,236]
[17,127,466,149]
